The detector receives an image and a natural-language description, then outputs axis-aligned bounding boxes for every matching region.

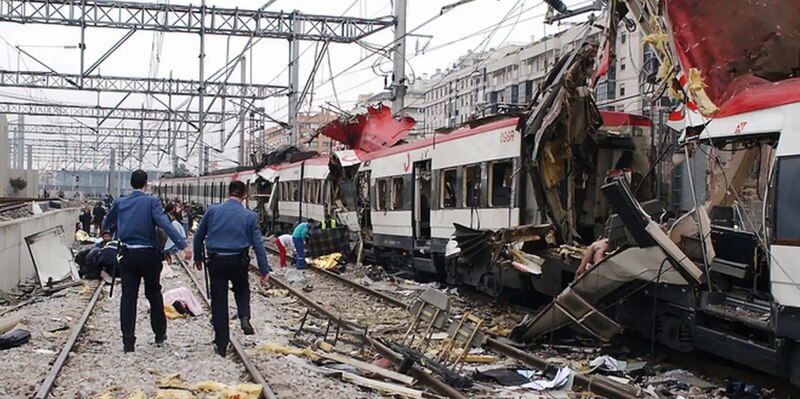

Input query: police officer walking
[193,180,270,357]
[103,170,191,353]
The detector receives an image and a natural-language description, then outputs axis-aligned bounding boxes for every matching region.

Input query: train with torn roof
[507,0,800,387]
[155,0,800,387]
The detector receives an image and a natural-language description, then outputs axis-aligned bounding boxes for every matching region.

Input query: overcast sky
[0,0,589,172]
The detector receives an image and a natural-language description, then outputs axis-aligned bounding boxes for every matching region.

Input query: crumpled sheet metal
[510,245,689,343]
[317,104,416,153]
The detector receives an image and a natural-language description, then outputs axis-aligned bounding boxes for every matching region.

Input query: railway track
[21,259,278,399]
[173,257,278,399]
[33,281,104,399]
[259,243,638,399]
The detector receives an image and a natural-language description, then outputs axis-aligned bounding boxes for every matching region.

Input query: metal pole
[79,0,87,86]
[391,0,407,114]
[17,115,25,170]
[239,56,247,166]
[288,12,300,145]
[26,144,32,170]
[198,0,207,173]
[109,148,116,196]
[138,115,144,169]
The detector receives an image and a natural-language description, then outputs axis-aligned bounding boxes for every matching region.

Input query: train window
[440,169,457,208]
[376,179,388,211]
[219,182,225,202]
[291,181,299,201]
[463,164,481,208]
[392,177,404,210]
[313,180,321,204]
[489,160,513,207]
[775,155,800,245]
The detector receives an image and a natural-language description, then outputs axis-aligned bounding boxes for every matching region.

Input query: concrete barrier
[0,207,80,291]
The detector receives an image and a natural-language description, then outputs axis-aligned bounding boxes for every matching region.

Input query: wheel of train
[479,272,503,298]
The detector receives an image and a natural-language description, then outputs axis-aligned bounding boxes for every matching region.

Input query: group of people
[78,202,107,236]
[102,170,270,357]
[273,216,335,269]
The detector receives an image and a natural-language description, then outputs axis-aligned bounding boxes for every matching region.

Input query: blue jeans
[293,237,305,269]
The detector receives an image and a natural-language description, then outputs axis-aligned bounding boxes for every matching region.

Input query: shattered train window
[490,160,513,207]
[392,177,405,210]
[774,155,800,244]
[441,168,457,208]
[376,179,388,211]
[464,164,481,207]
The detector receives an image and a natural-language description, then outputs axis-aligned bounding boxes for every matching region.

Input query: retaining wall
[0,207,80,291]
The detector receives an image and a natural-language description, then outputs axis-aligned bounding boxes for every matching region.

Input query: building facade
[421,24,654,132]
[261,111,339,154]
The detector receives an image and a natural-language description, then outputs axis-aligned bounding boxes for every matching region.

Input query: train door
[413,160,432,240]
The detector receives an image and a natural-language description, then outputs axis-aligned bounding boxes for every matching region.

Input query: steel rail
[175,258,277,399]
[262,243,638,399]
[265,272,469,399]
[34,282,103,399]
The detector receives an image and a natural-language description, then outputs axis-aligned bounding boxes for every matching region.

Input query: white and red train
[155,110,651,295]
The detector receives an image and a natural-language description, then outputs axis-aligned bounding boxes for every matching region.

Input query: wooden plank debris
[319,352,415,385]
[340,371,424,399]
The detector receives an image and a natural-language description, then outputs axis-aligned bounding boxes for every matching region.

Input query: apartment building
[422,24,653,131]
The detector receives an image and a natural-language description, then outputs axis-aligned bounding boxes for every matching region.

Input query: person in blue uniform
[193,180,270,357]
[291,219,314,269]
[103,170,191,353]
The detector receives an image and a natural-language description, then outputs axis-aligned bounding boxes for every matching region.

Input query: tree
[9,177,27,193]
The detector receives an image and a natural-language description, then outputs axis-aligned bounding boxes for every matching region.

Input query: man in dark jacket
[93,202,106,236]
[79,206,92,233]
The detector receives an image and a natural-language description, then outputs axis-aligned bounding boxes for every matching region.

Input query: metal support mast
[16,114,25,169]
[239,56,247,166]
[288,12,301,145]
[198,0,206,173]
[391,0,407,114]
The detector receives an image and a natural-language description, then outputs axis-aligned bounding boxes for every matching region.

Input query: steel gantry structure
[0,0,396,182]
[0,70,287,98]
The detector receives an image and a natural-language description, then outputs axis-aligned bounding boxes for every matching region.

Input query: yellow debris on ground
[255,342,320,361]
[164,304,186,320]
[127,389,146,399]
[486,325,512,337]
[156,373,191,390]
[154,390,196,399]
[75,230,91,242]
[309,252,342,270]
[194,382,262,399]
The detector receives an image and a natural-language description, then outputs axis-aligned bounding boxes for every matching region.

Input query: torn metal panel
[602,179,705,285]
[24,226,78,287]
[495,224,556,245]
[318,104,416,153]
[510,245,689,343]
[519,35,602,243]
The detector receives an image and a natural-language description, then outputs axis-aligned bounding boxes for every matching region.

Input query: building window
[440,168,457,208]
[392,177,404,210]
[489,160,513,207]
[620,57,627,71]
[620,84,626,97]
[463,164,481,207]
[621,32,627,44]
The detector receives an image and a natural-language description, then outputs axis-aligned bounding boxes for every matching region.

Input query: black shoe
[214,344,226,357]
[154,334,167,346]
[241,318,255,335]
[123,344,134,353]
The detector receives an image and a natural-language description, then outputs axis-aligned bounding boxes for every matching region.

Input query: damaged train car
[512,0,800,386]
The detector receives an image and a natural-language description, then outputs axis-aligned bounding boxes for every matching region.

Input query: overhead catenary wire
[267,1,549,122]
